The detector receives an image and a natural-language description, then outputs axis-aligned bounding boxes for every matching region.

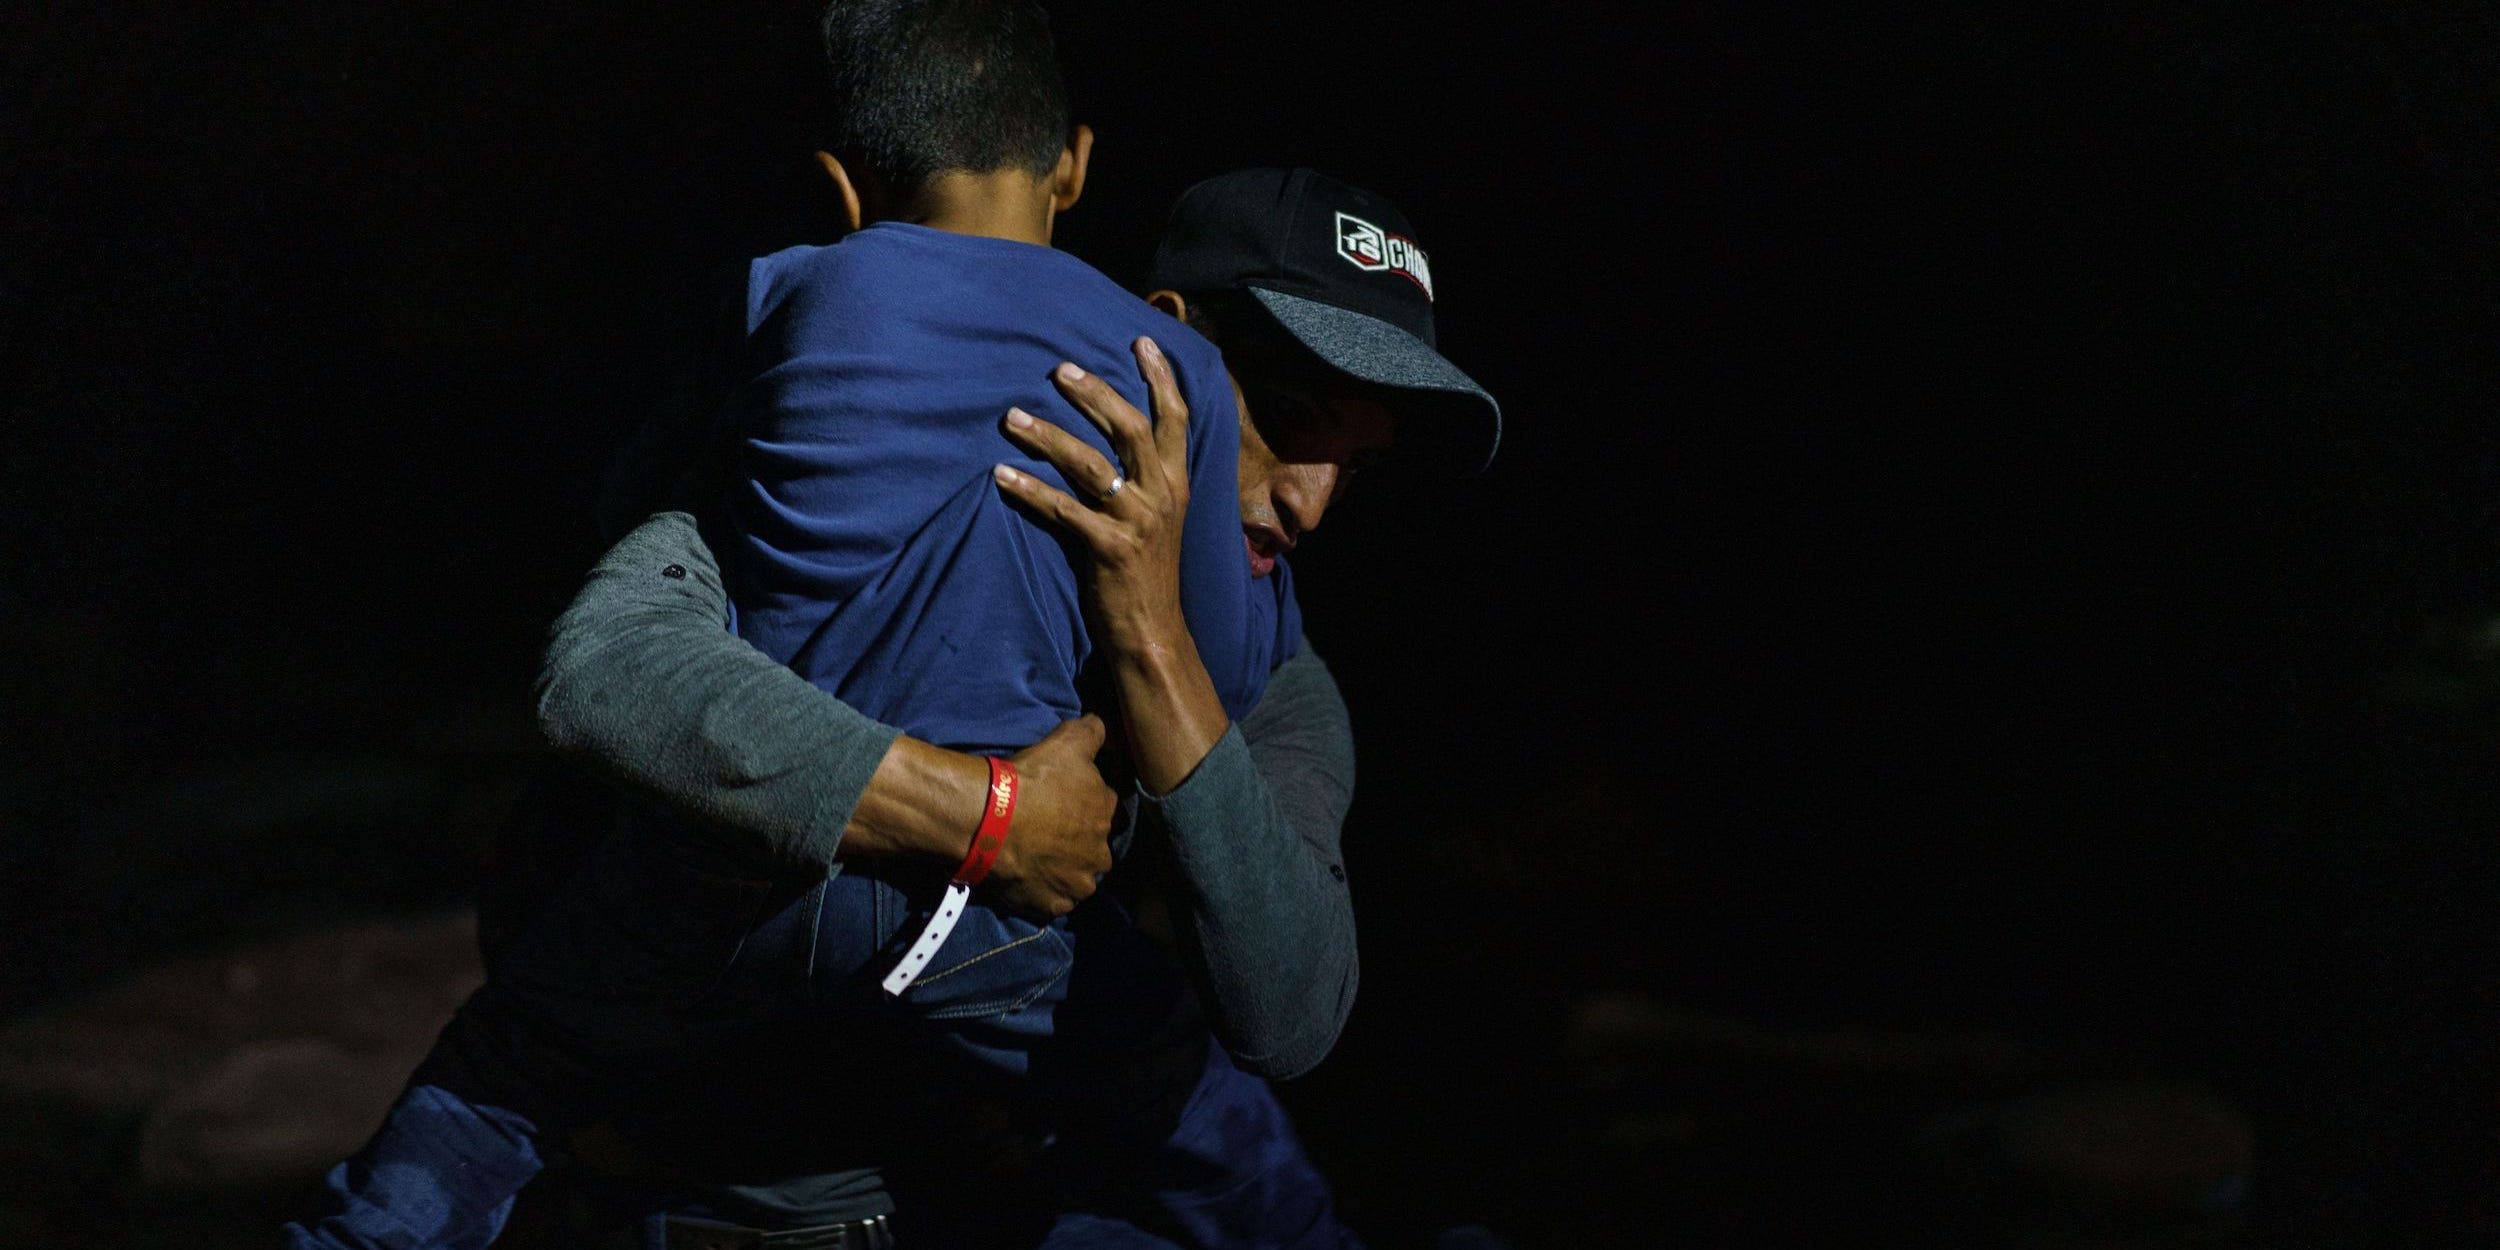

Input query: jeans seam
[911,927,1054,988]
[921,957,1071,1020]
[805,876,829,981]
[916,927,1072,1019]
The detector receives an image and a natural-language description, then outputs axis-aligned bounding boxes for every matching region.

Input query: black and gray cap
[1146,167,1501,476]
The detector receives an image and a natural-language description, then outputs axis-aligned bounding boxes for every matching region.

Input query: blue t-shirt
[713,222,1300,755]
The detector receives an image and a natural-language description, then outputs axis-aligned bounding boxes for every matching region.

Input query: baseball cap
[1146,167,1501,476]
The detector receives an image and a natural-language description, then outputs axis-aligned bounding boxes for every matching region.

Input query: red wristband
[953,757,1018,887]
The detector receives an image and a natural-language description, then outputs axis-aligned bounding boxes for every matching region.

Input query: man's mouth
[1243,527,1288,578]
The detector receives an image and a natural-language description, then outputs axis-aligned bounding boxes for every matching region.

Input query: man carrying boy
[288,3,1499,1247]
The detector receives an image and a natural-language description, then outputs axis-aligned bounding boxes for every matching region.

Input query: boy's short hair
[818,0,1071,197]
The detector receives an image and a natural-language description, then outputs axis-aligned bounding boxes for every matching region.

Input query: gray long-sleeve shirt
[535,512,1359,1079]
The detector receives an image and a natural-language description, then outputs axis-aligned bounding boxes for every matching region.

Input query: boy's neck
[884,168,1058,246]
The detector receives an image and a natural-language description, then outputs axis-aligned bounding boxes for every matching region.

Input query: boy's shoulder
[746,227,1114,318]
[744,227,1229,393]
[751,223,1107,296]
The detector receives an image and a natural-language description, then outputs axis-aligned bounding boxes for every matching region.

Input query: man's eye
[1274,397,1323,427]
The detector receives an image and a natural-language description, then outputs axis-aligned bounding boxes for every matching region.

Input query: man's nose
[1275,464,1339,539]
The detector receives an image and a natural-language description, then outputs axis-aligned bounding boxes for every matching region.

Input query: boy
[722,0,1298,761]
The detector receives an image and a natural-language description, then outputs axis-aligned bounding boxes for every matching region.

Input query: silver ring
[1100,473,1125,501]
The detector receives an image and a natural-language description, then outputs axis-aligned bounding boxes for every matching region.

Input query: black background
[7,2,2498,1244]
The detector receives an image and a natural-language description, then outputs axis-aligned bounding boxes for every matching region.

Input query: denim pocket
[861,877,1074,1021]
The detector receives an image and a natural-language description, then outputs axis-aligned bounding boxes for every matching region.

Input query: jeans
[282,812,1359,1250]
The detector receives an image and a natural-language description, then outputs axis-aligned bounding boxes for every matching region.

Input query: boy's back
[714,221,1299,755]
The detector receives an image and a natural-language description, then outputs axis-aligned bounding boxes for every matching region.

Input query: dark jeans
[282,813,1359,1249]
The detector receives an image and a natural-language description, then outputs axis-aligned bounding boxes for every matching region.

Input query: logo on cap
[1334,212,1435,301]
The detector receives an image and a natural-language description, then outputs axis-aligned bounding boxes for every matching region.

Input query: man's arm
[540,511,1361,1074]
[1141,648,1359,1080]
[536,512,1116,915]
[992,339,1365,1077]
[994,348,1229,795]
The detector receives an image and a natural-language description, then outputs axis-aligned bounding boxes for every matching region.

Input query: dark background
[7,2,2498,1245]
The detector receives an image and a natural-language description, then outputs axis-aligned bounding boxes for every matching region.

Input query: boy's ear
[1049,124,1094,214]
[1144,289,1189,322]
[814,150,866,233]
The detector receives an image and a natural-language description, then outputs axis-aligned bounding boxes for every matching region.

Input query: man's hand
[843,717,1117,919]
[989,336,1235,797]
[992,337,1193,657]
[990,714,1120,918]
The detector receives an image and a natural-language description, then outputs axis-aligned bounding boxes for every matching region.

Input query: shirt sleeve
[1139,645,1360,1081]
[534,511,901,866]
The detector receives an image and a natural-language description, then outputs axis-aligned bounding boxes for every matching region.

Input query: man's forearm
[840,737,993,862]
[1107,623,1234,797]
[1144,647,1360,1079]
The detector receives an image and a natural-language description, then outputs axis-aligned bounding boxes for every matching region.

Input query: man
[516,166,1501,1248]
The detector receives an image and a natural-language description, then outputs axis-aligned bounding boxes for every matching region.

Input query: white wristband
[880,880,970,996]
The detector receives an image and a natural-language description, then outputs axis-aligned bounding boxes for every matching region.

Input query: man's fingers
[1050,361,1155,476]
[1134,337,1190,470]
[1064,712,1107,753]
[1001,409,1126,504]
[1034,712,1107,757]
[1058,874,1098,910]
[993,463,1116,548]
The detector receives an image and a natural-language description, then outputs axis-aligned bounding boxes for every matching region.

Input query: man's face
[1226,368,1397,578]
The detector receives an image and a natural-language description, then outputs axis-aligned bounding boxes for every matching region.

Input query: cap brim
[1248,287,1502,477]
